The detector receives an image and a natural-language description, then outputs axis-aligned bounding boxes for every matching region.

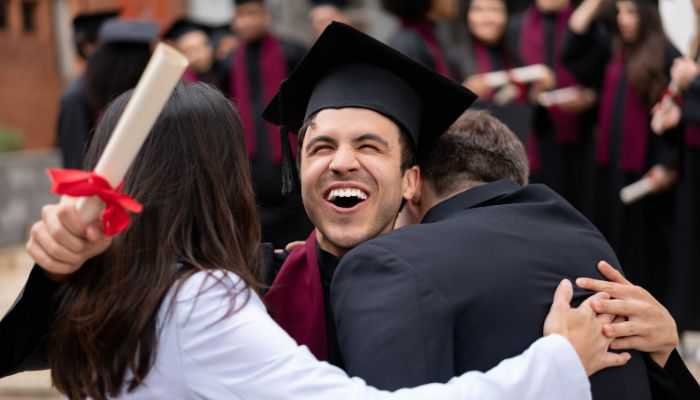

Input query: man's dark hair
[420,110,528,196]
[297,111,416,172]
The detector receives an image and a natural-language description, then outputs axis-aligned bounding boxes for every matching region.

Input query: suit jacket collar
[422,180,521,223]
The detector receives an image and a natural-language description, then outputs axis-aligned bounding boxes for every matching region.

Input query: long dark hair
[48,83,262,400]
[84,42,151,118]
[615,0,669,105]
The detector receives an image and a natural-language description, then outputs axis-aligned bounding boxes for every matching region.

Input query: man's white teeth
[327,188,368,201]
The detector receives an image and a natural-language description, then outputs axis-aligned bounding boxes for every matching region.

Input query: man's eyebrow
[305,135,337,150]
[353,133,390,147]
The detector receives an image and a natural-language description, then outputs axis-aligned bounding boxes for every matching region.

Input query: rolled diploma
[483,64,548,88]
[620,177,654,205]
[73,43,189,224]
[537,87,580,107]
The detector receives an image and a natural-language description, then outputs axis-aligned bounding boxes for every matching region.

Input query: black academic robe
[56,77,93,169]
[331,180,700,399]
[220,35,312,248]
[509,6,597,216]
[667,74,700,332]
[561,23,681,302]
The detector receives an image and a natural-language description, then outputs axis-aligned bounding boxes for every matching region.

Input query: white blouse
[113,271,590,400]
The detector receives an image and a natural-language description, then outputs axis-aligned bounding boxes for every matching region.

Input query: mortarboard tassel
[280,125,300,196]
[278,79,299,196]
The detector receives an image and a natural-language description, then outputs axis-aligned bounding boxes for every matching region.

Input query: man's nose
[329,145,360,174]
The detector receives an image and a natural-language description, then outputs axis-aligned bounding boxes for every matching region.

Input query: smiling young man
[261,22,474,365]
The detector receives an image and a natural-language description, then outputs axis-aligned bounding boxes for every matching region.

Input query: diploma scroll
[73,43,189,224]
[537,87,581,107]
[482,64,549,88]
[620,177,654,205]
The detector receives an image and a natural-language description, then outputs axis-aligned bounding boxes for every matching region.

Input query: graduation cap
[163,19,208,41]
[98,19,159,44]
[72,10,120,57]
[310,0,349,8]
[263,22,476,194]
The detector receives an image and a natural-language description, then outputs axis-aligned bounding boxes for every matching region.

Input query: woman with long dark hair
[26,82,607,399]
[564,0,682,301]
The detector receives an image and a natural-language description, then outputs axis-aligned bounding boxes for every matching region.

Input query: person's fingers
[596,313,616,324]
[591,298,639,317]
[284,240,306,253]
[552,279,574,312]
[597,261,631,285]
[543,279,573,336]
[26,233,75,275]
[44,209,88,254]
[85,223,106,243]
[31,221,83,266]
[575,277,635,299]
[603,320,647,339]
[610,337,646,351]
[600,351,632,369]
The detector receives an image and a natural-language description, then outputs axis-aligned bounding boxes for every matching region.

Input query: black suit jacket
[332,180,671,398]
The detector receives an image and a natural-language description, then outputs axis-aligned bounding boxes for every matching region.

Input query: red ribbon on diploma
[47,168,143,236]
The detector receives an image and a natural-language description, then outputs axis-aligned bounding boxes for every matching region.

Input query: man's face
[233,3,270,42]
[535,0,569,13]
[176,31,213,73]
[310,5,350,37]
[299,108,419,256]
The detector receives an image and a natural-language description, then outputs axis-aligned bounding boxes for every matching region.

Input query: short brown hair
[420,110,528,196]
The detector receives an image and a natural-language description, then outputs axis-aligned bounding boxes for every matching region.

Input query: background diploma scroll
[73,43,189,224]
[482,64,549,88]
[620,177,654,205]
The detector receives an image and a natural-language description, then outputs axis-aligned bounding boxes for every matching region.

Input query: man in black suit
[332,110,698,399]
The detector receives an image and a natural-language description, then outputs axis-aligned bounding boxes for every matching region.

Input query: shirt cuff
[546,334,591,396]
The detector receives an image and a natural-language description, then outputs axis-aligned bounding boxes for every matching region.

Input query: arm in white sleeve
[174,271,591,400]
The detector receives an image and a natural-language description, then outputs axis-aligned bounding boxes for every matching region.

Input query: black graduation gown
[220,36,313,248]
[331,180,700,398]
[56,77,93,169]
[561,23,682,301]
[509,7,597,216]
[667,74,700,332]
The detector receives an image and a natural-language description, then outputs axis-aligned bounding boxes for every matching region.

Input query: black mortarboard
[233,0,265,5]
[98,19,159,44]
[163,19,207,41]
[310,0,349,8]
[263,22,476,194]
[72,10,120,57]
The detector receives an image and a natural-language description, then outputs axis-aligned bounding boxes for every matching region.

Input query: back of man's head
[420,110,528,197]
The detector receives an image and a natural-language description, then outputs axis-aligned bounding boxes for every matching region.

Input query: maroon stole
[264,231,328,361]
[401,19,451,78]
[182,68,199,83]
[519,6,581,144]
[596,51,649,173]
[230,34,287,163]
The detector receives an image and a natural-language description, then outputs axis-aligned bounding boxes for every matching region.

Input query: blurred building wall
[0,0,62,149]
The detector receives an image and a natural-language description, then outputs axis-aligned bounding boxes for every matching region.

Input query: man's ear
[402,165,422,205]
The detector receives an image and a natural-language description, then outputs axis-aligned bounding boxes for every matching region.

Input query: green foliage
[0,126,24,152]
